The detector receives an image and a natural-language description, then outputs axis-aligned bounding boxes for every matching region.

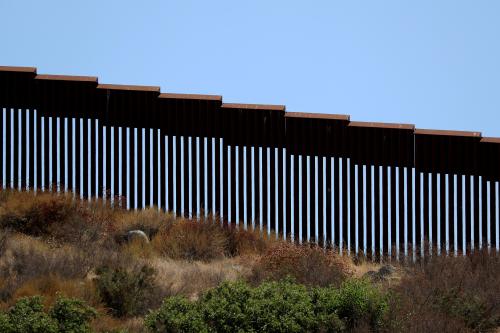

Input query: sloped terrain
[0,190,498,332]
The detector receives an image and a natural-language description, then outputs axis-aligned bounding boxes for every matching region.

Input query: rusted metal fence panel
[1,66,499,259]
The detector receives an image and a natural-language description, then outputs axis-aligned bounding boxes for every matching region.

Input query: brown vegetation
[0,190,284,331]
[0,189,498,332]
[250,242,350,287]
[152,219,227,262]
[385,249,500,332]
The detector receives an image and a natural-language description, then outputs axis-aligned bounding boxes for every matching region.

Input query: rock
[127,230,149,243]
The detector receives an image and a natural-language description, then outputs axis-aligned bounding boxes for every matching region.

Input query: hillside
[0,190,498,332]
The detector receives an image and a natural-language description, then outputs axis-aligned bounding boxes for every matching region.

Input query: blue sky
[1,1,499,136]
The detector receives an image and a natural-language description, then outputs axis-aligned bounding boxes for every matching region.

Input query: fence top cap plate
[481,137,500,143]
[0,66,37,73]
[35,74,98,83]
[159,93,222,101]
[97,83,160,93]
[221,103,285,111]
[349,121,415,130]
[285,112,350,121]
[415,128,481,138]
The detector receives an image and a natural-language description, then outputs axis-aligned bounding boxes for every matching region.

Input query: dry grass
[152,218,228,262]
[0,229,8,257]
[5,275,101,310]
[0,234,101,303]
[249,242,351,287]
[121,239,157,260]
[224,224,276,257]
[91,315,147,333]
[114,208,175,239]
[0,191,275,327]
[151,215,279,263]
[0,191,76,236]
[1,190,498,332]
[150,256,249,300]
[386,249,500,332]
[0,234,92,277]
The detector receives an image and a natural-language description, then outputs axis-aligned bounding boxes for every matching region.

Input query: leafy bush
[324,279,387,330]
[311,287,347,332]
[94,264,157,317]
[200,280,252,332]
[0,295,97,333]
[147,279,388,333]
[1,292,140,332]
[145,296,208,333]
[250,242,349,287]
[247,279,316,332]
[0,312,14,333]
[152,219,227,262]
[147,279,317,333]
[4,296,58,333]
[49,296,97,333]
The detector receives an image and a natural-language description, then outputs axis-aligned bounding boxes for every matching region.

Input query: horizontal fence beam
[1,66,498,177]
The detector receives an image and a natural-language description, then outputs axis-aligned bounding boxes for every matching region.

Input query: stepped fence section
[1,66,499,259]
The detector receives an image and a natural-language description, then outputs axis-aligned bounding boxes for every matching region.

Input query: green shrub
[145,296,208,333]
[94,264,157,317]
[0,312,14,333]
[331,279,387,330]
[3,296,58,333]
[311,287,346,332]
[147,279,318,333]
[50,296,97,333]
[310,279,388,332]
[146,278,391,333]
[247,278,315,333]
[6,296,58,333]
[434,287,498,331]
[0,295,98,333]
[200,280,252,333]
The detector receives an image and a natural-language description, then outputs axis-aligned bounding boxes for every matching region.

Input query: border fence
[1,66,499,259]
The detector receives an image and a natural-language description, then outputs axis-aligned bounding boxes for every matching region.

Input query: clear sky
[1,1,499,136]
